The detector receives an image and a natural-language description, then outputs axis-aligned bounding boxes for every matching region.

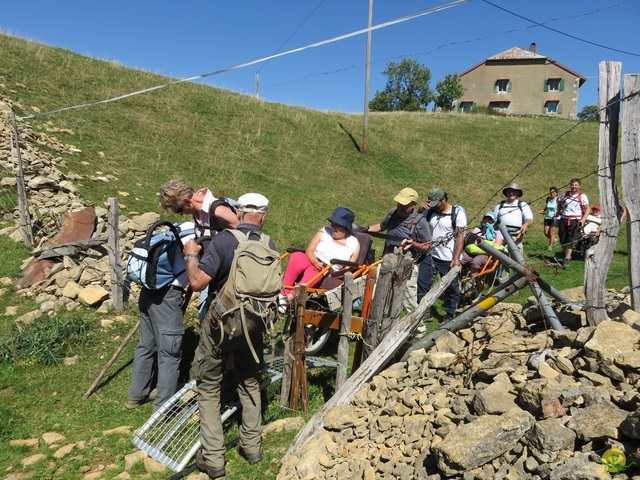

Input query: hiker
[540,186,560,251]
[555,178,590,267]
[279,207,360,312]
[362,187,430,314]
[183,193,273,479]
[493,182,534,250]
[125,221,195,412]
[409,188,467,322]
[159,179,239,236]
[159,179,239,317]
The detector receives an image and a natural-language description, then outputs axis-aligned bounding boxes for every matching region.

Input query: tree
[434,72,464,111]
[577,105,599,122]
[369,59,434,112]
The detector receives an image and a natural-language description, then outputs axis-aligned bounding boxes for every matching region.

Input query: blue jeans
[417,256,460,316]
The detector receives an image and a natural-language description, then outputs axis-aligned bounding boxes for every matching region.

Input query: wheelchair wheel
[304,325,331,355]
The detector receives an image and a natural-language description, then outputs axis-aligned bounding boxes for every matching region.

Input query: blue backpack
[126,221,194,290]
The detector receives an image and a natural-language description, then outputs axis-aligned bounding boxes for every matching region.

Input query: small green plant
[0,313,96,366]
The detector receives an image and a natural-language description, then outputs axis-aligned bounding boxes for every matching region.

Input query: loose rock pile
[0,95,162,316]
[278,293,640,480]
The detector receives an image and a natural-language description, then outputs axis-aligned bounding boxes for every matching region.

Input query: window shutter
[507,81,512,92]
[559,79,565,91]
[493,83,498,93]
[457,103,462,113]
[472,102,477,110]
[542,105,547,115]
[557,103,563,114]
[543,80,549,92]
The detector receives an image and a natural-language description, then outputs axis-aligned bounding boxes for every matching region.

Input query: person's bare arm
[214,204,240,229]
[183,239,211,292]
[305,229,325,271]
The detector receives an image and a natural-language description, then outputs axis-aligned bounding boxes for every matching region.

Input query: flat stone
[42,432,66,444]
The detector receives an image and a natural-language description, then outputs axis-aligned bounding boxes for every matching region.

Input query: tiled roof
[488,46,546,60]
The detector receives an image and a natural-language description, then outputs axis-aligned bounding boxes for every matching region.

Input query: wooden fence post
[289,285,308,412]
[9,112,33,246]
[622,73,640,311]
[585,61,622,325]
[107,197,123,311]
[362,252,413,358]
[336,272,353,390]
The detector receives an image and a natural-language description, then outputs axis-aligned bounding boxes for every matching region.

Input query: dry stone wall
[0,95,167,316]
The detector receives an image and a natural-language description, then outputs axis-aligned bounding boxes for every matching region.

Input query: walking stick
[82,287,194,400]
[82,319,140,400]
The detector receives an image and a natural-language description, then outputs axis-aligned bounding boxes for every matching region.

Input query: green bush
[0,313,96,366]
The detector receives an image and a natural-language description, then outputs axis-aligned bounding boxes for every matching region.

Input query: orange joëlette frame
[280,247,380,295]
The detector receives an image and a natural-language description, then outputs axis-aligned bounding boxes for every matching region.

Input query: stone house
[453,43,587,119]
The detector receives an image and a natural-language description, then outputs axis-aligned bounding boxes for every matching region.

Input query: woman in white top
[280,207,360,310]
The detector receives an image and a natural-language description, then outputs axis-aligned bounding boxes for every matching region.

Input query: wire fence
[1,67,638,312]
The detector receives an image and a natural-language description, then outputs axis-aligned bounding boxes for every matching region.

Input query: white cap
[237,193,269,213]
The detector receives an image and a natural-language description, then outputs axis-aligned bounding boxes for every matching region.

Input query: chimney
[529,42,537,53]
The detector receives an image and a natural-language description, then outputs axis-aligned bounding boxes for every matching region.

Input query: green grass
[0,32,631,479]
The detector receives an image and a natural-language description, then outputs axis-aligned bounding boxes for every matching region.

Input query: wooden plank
[622,73,640,311]
[281,266,460,462]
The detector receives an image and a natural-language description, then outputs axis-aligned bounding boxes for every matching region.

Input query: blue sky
[1,0,639,114]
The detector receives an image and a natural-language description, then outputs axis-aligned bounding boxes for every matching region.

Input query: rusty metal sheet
[18,206,97,289]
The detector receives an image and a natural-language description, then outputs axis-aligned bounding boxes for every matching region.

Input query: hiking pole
[83,286,194,400]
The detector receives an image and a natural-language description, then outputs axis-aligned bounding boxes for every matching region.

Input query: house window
[544,78,565,92]
[458,101,475,113]
[489,101,510,113]
[495,79,511,93]
[545,101,559,114]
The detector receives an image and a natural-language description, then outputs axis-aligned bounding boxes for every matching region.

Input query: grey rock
[431,408,534,476]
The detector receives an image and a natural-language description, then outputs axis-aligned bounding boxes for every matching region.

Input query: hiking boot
[238,446,262,465]
[563,258,570,268]
[441,314,454,324]
[196,450,226,479]
[125,388,157,409]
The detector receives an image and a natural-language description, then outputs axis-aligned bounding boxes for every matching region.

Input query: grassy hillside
[0,33,628,480]
[0,33,602,252]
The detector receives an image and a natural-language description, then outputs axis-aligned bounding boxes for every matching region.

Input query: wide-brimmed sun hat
[502,183,523,198]
[327,207,355,230]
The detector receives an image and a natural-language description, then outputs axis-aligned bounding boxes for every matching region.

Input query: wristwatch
[184,254,198,262]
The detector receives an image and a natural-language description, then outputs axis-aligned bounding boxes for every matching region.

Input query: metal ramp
[131,355,337,472]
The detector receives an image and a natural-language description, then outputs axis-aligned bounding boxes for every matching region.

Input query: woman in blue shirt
[539,186,559,251]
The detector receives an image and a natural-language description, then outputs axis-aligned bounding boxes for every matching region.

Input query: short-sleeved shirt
[198,223,276,293]
[424,206,468,262]
[380,208,431,254]
[559,192,589,219]
[494,199,534,230]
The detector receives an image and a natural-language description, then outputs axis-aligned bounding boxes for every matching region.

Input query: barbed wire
[466,89,640,227]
